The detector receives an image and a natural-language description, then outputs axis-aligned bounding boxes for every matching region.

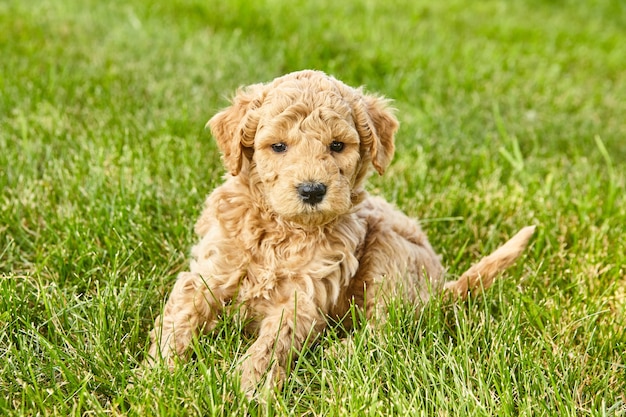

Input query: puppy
[146,70,535,395]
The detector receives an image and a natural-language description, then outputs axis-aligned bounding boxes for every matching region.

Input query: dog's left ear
[355,94,398,175]
[207,84,264,176]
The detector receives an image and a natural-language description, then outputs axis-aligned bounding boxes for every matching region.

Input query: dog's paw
[239,357,285,400]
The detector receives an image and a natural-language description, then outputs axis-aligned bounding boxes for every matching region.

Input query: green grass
[1,0,625,415]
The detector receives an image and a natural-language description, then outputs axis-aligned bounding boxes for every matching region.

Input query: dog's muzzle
[297,182,327,205]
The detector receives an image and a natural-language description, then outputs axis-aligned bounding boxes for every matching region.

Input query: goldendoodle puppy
[146,70,534,395]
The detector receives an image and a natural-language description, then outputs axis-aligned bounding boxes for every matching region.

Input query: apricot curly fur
[146,70,534,397]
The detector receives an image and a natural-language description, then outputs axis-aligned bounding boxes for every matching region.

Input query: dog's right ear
[207,84,265,176]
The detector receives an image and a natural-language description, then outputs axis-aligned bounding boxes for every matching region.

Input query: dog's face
[208,70,398,226]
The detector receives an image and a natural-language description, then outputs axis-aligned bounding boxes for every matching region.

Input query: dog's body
[147,70,534,395]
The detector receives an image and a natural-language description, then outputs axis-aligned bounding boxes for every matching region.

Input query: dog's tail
[443,225,536,301]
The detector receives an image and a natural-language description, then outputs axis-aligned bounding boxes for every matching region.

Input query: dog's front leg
[147,271,235,368]
[239,291,325,397]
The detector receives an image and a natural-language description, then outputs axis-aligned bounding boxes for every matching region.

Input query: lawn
[1,0,625,415]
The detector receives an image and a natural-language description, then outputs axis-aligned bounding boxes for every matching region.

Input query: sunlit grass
[1,0,624,415]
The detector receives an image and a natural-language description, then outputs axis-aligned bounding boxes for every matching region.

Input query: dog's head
[208,70,398,226]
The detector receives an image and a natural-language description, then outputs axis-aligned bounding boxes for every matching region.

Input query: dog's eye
[271,143,287,153]
[330,141,345,153]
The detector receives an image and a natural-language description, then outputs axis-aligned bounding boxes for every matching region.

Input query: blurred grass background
[1,0,624,415]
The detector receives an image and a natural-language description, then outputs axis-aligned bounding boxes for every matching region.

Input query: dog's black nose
[297,182,327,205]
